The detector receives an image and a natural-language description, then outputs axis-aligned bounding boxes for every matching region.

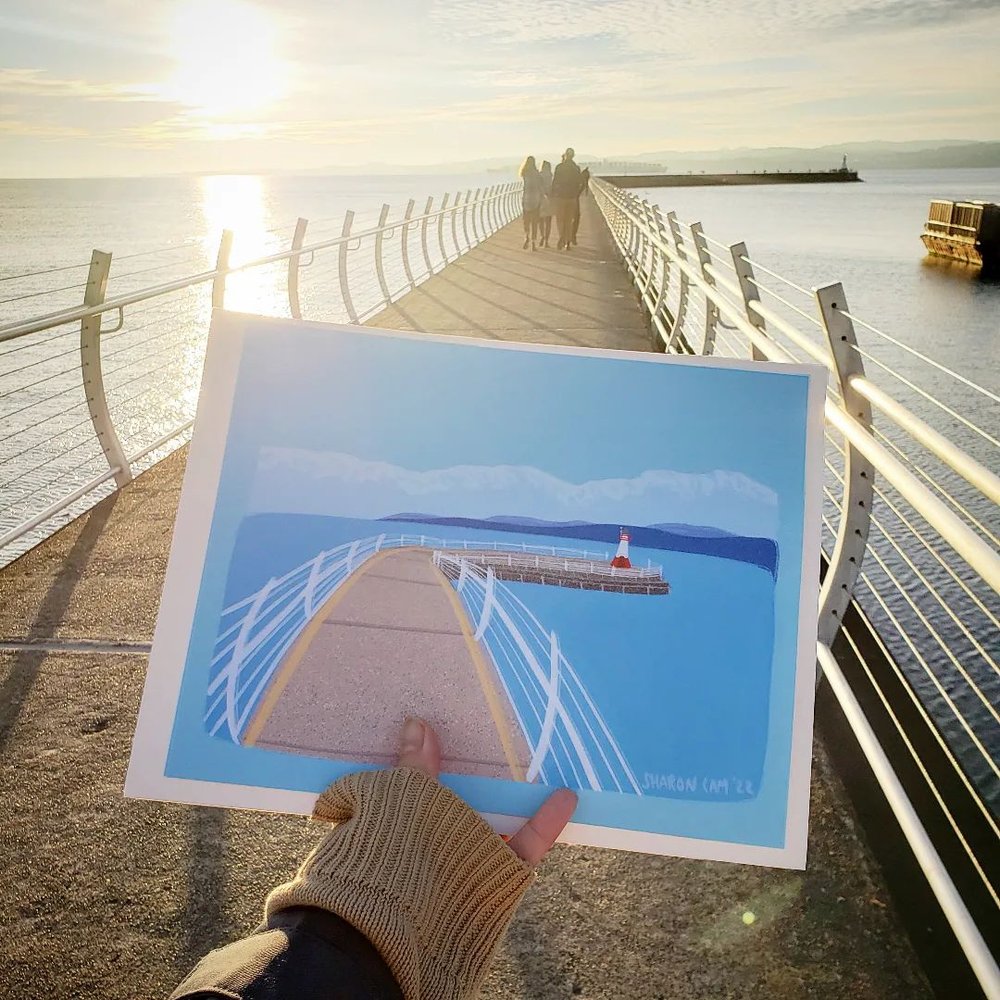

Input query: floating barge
[921,199,1000,268]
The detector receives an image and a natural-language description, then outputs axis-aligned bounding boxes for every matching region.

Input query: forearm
[170,906,403,999]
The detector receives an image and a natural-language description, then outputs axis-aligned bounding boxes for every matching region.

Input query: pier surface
[248,547,530,779]
[0,196,929,999]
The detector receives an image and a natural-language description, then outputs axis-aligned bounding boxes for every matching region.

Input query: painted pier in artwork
[244,546,531,779]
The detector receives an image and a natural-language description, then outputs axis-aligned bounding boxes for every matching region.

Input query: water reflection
[200,175,286,316]
[919,254,1000,287]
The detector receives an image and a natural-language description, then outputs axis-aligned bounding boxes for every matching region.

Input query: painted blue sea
[222,513,776,804]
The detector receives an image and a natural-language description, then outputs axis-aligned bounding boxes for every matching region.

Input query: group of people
[519,147,591,251]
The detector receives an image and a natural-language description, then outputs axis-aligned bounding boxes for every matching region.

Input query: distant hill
[381,513,778,577]
[614,140,1000,173]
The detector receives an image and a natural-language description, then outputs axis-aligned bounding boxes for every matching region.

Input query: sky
[1,0,999,177]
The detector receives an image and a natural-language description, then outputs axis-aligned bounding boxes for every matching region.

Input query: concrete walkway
[249,547,530,780]
[0,199,930,999]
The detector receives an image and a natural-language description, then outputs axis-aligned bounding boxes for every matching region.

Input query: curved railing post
[419,195,434,277]
[730,241,767,361]
[470,188,482,244]
[338,210,359,324]
[287,217,308,319]
[451,193,463,258]
[650,205,671,338]
[665,212,690,352]
[80,250,133,488]
[374,203,392,304]
[690,222,718,355]
[212,228,233,308]
[400,198,416,291]
[437,193,451,266]
[816,282,874,651]
[639,200,657,304]
[460,190,472,251]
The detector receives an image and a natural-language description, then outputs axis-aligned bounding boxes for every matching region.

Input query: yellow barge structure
[921,199,1000,268]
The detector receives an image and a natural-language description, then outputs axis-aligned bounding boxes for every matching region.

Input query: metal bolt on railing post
[461,190,473,250]
[374,203,392,304]
[730,241,766,361]
[665,212,690,352]
[420,195,434,277]
[690,222,719,355]
[338,209,359,324]
[816,283,874,651]
[400,198,417,291]
[438,193,451,265]
[287,217,308,319]
[470,188,482,244]
[80,250,132,488]
[212,228,233,308]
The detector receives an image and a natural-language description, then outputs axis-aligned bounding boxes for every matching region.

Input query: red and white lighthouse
[610,527,632,569]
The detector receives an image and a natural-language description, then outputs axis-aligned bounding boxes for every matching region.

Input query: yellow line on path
[432,564,526,781]
[243,547,402,746]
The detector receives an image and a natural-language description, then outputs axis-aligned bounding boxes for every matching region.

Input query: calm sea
[1,167,997,810]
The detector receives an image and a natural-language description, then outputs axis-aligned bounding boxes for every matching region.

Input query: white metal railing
[0,183,523,564]
[433,550,641,793]
[592,176,1000,998]
[206,532,639,794]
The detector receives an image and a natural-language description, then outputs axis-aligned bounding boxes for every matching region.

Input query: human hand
[397,715,578,863]
[265,717,578,999]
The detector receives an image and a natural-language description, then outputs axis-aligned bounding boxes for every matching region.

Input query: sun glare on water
[165,0,289,117]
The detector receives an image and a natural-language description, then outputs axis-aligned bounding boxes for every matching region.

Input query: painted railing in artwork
[432,550,641,794]
[206,531,637,798]
[0,183,524,564]
[590,176,1000,997]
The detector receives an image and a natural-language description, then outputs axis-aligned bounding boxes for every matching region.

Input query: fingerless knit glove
[265,767,535,999]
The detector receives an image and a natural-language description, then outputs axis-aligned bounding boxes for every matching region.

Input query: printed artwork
[127,313,824,867]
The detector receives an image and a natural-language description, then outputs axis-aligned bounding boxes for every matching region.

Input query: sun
[163,0,289,118]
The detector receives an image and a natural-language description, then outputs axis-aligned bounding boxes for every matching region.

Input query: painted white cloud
[247,449,778,539]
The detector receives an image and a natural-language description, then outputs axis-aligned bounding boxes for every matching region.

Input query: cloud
[247,449,778,539]
[0,68,162,103]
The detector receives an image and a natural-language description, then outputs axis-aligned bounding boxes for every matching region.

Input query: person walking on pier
[519,155,544,251]
[551,147,582,250]
[538,159,554,247]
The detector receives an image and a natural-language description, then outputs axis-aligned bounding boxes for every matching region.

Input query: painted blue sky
[2,0,998,176]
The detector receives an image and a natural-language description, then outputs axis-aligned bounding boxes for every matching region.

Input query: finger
[397,716,441,779]
[507,788,577,865]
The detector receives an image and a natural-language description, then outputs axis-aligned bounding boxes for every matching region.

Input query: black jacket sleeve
[170,906,404,1000]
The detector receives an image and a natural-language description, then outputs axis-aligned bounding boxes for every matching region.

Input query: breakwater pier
[601,168,861,188]
[0,179,996,999]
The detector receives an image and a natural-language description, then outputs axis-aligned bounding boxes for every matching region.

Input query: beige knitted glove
[265,767,535,1000]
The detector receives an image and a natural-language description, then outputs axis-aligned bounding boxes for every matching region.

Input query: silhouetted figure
[538,160,553,247]
[519,155,544,251]
[570,166,590,245]
[551,147,582,251]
